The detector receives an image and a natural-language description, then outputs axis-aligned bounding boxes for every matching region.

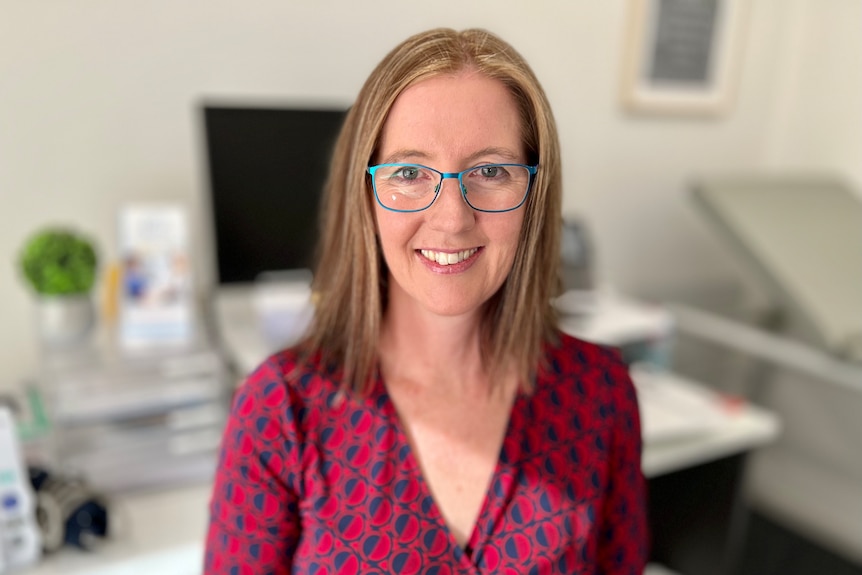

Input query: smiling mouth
[419,248,479,266]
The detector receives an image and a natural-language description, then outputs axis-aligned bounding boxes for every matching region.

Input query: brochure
[118,204,194,351]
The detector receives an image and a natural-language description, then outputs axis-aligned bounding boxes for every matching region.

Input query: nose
[427,176,475,233]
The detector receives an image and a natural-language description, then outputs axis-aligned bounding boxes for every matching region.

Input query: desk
[638,371,779,478]
[636,370,779,575]
[19,371,777,575]
[21,484,208,575]
[644,419,779,574]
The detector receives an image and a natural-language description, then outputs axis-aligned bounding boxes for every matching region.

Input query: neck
[379,292,492,398]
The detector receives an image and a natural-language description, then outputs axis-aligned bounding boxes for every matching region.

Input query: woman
[206,28,647,574]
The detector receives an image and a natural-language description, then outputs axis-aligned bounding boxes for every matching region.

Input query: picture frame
[621,0,750,116]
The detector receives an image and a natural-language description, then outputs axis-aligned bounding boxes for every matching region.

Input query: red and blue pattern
[205,332,648,574]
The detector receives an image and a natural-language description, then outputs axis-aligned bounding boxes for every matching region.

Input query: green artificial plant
[18,228,99,296]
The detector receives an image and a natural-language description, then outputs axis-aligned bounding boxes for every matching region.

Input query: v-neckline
[372,373,526,571]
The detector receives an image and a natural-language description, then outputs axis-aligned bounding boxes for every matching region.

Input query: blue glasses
[367,163,538,213]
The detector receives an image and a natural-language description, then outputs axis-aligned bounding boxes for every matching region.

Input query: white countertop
[635,368,780,477]
[22,483,209,575]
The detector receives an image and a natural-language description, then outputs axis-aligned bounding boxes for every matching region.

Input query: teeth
[420,248,477,266]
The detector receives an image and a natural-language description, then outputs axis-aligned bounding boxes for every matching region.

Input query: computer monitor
[201,105,347,285]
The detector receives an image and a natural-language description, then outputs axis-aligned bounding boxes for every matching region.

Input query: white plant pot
[36,295,95,349]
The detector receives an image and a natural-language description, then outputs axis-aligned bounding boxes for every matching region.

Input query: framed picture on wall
[620,0,750,116]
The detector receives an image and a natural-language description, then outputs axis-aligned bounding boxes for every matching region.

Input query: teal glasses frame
[367,163,539,213]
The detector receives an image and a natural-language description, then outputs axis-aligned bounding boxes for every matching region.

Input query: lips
[418,248,479,266]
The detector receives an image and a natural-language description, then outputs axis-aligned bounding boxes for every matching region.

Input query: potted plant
[18,227,99,348]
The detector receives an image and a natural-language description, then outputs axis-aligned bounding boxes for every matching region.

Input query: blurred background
[0,1,859,574]
[2,0,859,377]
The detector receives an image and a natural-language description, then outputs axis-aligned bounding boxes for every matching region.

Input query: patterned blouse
[205,332,648,574]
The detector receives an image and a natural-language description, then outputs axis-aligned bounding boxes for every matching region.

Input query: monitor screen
[202,105,347,285]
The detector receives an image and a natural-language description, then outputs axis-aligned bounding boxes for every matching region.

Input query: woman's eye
[396,167,420,180]
[474,165,511,180]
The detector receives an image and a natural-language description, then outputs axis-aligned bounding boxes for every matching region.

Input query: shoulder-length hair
[303,28,562,394]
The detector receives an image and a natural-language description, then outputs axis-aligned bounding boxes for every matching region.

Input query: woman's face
[374,70,527,319]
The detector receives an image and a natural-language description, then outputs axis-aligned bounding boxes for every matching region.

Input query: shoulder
[249,345,340,389]
[538,330,636,408]
[542,330,627,377]
[536,332,642,456]
[233,346,344,422]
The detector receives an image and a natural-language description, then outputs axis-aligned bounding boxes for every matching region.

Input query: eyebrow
[380,146,523,165]
[380,149,431,164]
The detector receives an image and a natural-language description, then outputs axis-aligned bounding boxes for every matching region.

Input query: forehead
[377,70,524,163]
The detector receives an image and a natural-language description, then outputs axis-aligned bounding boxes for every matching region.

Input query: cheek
[487,213,525,255]
[374,206,393,245]
[374,208,415,260]
[497,216,526,279]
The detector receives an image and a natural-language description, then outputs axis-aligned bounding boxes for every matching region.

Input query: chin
[386,271,502,320]
[419,290,494,318]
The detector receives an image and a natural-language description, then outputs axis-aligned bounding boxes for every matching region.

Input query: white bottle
[0,406,41,571]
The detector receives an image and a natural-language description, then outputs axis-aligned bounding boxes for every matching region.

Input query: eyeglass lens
[373,164,530,212]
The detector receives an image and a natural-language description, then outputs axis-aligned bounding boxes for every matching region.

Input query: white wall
[763,0,862,189]
[0,0,858,388]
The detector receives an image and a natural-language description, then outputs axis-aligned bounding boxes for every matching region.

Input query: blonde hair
[304,28,562,394]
